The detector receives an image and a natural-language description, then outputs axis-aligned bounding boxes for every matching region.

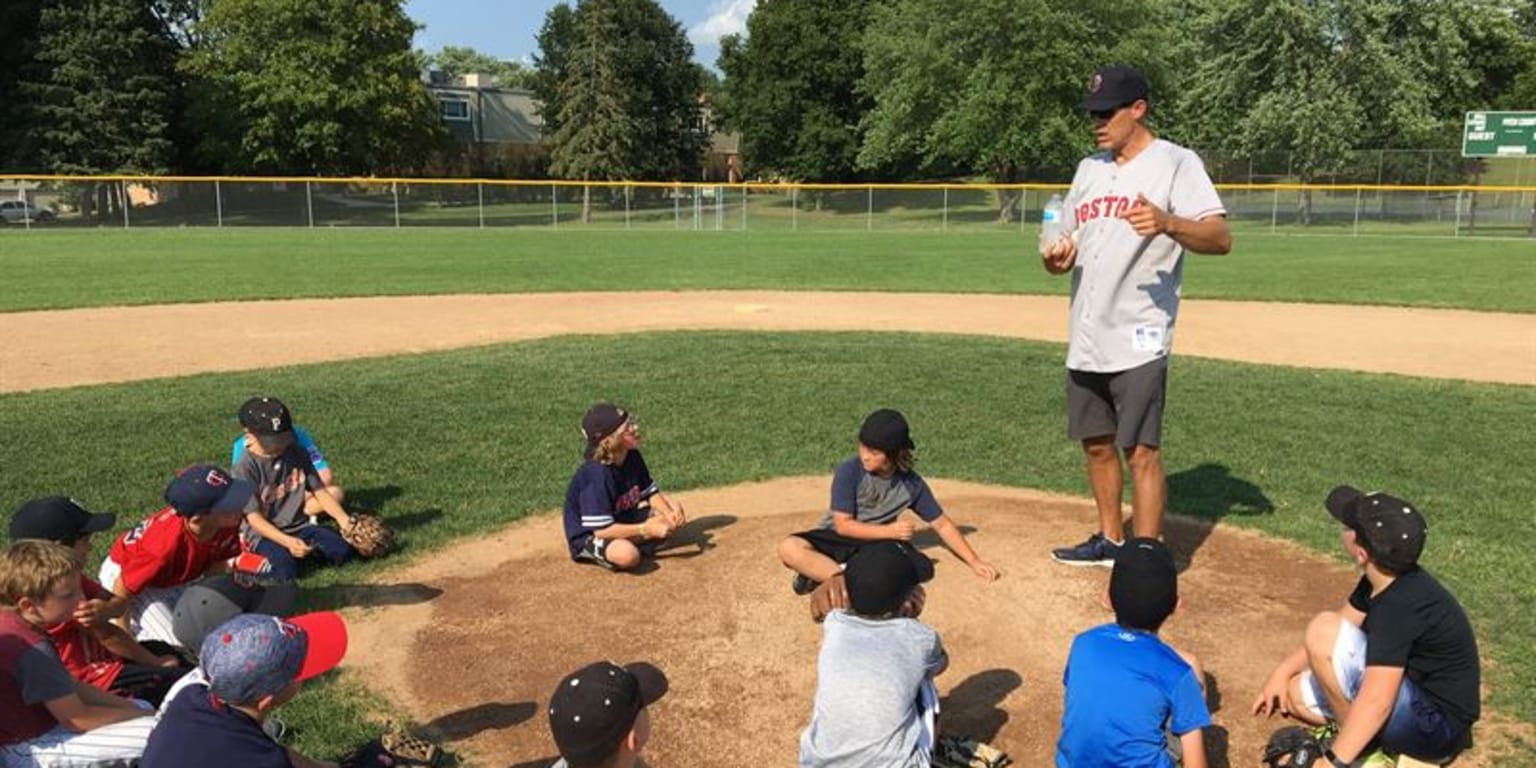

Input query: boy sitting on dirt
[799,541,947,767]
[1251,486,1479,766]
[562,403,687,571]
[777,408,998,598]
[1056,537,1209,768]
[547,661,669,768]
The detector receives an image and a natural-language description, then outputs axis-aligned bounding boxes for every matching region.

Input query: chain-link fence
[2,168,1533,238]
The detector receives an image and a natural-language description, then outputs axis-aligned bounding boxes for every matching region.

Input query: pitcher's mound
[341,478,1512,767]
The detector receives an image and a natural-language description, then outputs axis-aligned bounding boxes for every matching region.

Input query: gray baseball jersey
[1061,139,1224,373]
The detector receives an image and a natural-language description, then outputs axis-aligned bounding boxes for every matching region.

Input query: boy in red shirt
[9,497,192,707]
[98,465,255,645]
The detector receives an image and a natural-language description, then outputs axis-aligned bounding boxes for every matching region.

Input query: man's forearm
[1167,215,1231,254]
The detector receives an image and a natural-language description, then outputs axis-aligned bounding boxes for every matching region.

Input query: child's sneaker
[1050,533,1123,567]
[1359,749,1395,767]
[792,574,817,596]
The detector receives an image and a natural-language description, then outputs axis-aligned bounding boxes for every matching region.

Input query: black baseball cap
[859,409,915,455]
[844,541,934,616]
[1326,486,1427,572]
[239,397,293,436]
[9,497,116,545]
[581,403,629,453]
[549,661,669,765]
[164,465,256,517]
[1110,537,1178,631]
[173,574,296,660]
[1081,65,1150,112]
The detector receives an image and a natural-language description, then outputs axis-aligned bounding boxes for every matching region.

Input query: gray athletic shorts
[1066,356,1168,448]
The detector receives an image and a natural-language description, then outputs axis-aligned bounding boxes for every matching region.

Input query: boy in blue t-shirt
[1057,538,1210,768]
[561,403,687,572]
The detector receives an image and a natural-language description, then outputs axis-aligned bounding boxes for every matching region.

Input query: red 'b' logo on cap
[205,469,228,487]
[1090,74,1103,93]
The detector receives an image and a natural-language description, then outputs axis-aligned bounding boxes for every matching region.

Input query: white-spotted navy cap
[548,661,668,765]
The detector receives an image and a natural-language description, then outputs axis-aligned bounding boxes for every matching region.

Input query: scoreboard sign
[1462,111,1536,157]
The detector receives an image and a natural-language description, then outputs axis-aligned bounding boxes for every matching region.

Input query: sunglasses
[1088,105,1127,121]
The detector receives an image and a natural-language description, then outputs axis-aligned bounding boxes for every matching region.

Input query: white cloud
[687,0,756,48]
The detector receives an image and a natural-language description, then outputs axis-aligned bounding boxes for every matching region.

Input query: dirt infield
[343,477,1528,768]
[2,291,1534,392]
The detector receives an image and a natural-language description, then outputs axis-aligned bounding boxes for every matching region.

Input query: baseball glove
[342,514,394,559]
[1263,725,1326,768]
[339,729,443,768]
[932,734,1011,768]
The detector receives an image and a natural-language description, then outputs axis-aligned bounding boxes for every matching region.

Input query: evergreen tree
[20,0,178,176]
[716,0,877,182]
[538,0,706,219]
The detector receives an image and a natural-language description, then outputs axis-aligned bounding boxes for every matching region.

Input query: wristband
[1323,748,1351,768]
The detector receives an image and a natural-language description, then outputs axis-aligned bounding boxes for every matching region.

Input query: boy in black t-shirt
[1252,486,1480,765]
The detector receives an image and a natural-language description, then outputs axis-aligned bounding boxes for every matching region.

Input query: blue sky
[404,0,755,70]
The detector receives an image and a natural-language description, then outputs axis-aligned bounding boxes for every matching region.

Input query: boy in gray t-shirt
[799,542,947,768]
[231,398,355,583]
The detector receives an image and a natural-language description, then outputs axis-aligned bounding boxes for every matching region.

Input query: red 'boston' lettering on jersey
[1077,195,1132,224]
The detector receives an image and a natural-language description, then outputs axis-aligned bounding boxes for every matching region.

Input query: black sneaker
[792,574,817,595]
[1050,533,1122,567]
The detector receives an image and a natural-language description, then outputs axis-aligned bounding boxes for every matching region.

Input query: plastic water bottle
[1039,193,1065,250]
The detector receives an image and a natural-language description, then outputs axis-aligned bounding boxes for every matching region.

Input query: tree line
[3,0,1532,198]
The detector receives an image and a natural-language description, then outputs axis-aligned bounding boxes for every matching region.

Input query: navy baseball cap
[1326,486,1427,572]
[9,497,116,544]
[239,397,293,436]
[1081,65,1150,112]
[844,541,934,616]
[859,409,915,455]
[1110,538,1178,631]
[549,661,669,765]
[581,403,629,448]
[163,465,255,517]
[200,612,347,705]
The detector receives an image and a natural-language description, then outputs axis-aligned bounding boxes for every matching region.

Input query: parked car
[0,200,56,224]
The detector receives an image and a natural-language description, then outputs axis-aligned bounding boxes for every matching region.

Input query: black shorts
[1067,356,1168,448]
[790,529,867,564]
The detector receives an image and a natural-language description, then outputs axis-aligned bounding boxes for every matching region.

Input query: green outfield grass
[1,331,1532,761]
[1,228,1533,313]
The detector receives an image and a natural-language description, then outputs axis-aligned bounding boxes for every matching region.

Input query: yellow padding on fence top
[0,174,1533,193]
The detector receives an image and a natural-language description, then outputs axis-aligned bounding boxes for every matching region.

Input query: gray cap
[172,574,296,658]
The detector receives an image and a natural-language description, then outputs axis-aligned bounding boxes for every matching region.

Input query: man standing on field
[1041,64,1232,567]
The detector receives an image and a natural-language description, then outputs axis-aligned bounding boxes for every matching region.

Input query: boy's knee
[1305,610,1342,655]
[776,535,808,564]
[606,540,642,570]
[326,485,345,504]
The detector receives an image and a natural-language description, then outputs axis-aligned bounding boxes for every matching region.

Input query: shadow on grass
[424,700,538,742]
[939,667,1023,743]
[306,582,443,611]
[1165,463,1273,570]
[349,485,404,512]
